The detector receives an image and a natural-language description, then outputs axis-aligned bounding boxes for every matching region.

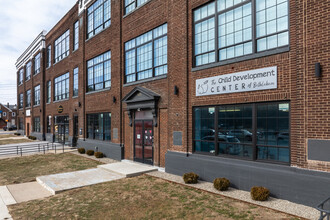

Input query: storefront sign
[26,109,31,116]
[196,66,277,97]
[58,105,64,113]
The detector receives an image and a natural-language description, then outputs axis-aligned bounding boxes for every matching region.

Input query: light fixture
[174,86,179,95]
[315,63,322,78]
[113,96,116,103]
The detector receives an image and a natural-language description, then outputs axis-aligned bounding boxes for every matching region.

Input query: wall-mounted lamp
[113,96,116,103]
[315,63,322,78]
[78,102,82,107]
[40,109,42,112]
[174,86,179,95]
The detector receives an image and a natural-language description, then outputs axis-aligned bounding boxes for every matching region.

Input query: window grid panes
[26,62,31,81]
[54,73,69,101]
[193,0,289,66]
[125,23,167,83]
[19,118,23,130]
[47,116,51,133]
[124,0,149,15]
[193,102,290,164]
[34,85,40,106]
[47,81,51,103]
[34,117,40,132]
[87,0,111,39]
[54,30,70,63]
[74,21,79,51]
[87,51,111,92]
[34,53,41,75]
[19,94,23,109]
[47,45,51,68]
[73,67,79,96]
[19,69,23,85]
[87,113,111,141]
[26,90,31,107]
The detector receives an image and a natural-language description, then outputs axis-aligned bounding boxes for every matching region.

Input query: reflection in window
[54,30,70,63]
[87,113,111,141]
[194,107,215,153]
[87,51,111,92]
[87,0,111,39]
[54,73,69,101]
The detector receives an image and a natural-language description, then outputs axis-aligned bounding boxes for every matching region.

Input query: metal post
[62,144,64,153]
[43,145,45,154]
[38,144,40,152]
[55,144,56,154]
[17,146,18,155]
[20,148,22,157]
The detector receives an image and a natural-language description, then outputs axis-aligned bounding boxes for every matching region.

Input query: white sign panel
[196,66,277,97]
[26,110,31,117]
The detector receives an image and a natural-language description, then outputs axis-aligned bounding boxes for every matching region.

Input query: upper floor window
[87,0,111,39]
[34,85,40,106]
[19,93,23,109]
[125,23,167,83]
[73,67,79,97]
[34,53,41,74]
[54,73,69,101]
[47,45,51,68]
[26,61,31,81]
[3,112,6,117]
[193,0,289,67]
[54,30,70,63]
[26,90,31,107]
[47,81,51,103]
[87,51,111,92]
[33,117,40,132]
[12,112,15,117]
[18,69,23,85]
[124,0,149,15]
[74,21,79,50]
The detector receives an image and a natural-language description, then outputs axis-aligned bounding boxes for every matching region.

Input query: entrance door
[73,115,79,147]
[134,120,153,165]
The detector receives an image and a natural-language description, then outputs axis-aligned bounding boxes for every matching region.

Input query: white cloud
[0,0,76,104]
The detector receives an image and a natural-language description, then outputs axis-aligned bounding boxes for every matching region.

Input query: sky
[0,0,76,105]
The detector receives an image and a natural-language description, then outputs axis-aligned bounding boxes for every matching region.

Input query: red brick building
[16,0,330,207]
[0,103,17,129]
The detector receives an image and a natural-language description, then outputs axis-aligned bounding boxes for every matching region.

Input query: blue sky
[0,0,76,105]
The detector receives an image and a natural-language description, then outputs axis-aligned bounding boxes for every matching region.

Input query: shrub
[94,152,104,158]
[14,133,21,136]
[28,136,37,140]
[251,186,270,201]
[183,172,199,184]
[77,148,85,154]
[213,178,230,191]
[86,150,94,156]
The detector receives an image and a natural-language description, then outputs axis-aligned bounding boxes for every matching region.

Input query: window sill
[33,105,40,108]
[123,0,152,18]
[123,74,167,87]
[72,96,79,99]
[84,138,112,143]
[25,79,31,83]
[192,46,290,72]
[86,87,111,95]
[53,99,69,103]
[18,83,23,87]
[54,55,69,66]
[85,25,111,43]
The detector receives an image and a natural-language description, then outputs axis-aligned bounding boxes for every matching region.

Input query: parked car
[2,126,7,131]
[8,125,17,131]
[228,129,253,142]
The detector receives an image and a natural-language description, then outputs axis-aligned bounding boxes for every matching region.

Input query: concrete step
[98,161,158,177]
[37,168,124,195]
[6,182,52,203]
[0,186,16,205]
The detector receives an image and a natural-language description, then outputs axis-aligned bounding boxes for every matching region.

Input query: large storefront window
[34,117,40,132]
[193,102,290,164]
[87,113,111,141]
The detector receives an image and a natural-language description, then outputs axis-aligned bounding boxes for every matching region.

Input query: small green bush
[86,150,94,156]
[28,136,37,140]
[77,148,85,154]
[183,172,199,184]
[251,186,270,201]
[213,178,230,191]
[14,133,21,136]
[94,152,104,158]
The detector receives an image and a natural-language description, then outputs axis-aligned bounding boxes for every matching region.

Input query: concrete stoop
[37,161,158,195]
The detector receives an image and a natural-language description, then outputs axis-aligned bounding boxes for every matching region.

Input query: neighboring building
[16,0,330,207]
[0,103,17,129]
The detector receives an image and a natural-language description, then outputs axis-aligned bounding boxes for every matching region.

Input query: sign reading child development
[196,66,277,97]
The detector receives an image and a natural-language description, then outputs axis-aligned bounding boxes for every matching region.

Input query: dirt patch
[0,138,34,145]
[9,175,301,220]
[0,153,103,185]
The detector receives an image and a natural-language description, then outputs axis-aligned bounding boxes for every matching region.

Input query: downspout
[186,0,189,157]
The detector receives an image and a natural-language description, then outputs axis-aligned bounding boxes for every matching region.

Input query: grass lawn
[9,175,300,220]
[0,153,103,185]
[0,138,34,145]
[0,134,17,139]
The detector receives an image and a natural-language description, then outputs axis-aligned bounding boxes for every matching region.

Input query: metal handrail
[317,197,330,220]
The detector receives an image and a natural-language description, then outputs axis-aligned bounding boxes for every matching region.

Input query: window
[47,81,51,103]
[74,21,79,50]
[47,45,51,68]
[193,102,290,164]
[87,113,111,141]
[193,0,289,67]
[34,117,40,132]
[73,68,79,96]
[87,0,111,39]
[34,85,40,106]
[19,93,23,109]
[26,90,31,107]
[18,69,23,85]
[124,0,148,14]
[26,61,31,81]
[54,73,69,101]
[54,30,70,63]
[3,112,6,117]
[19,118,23,130]
[34,53,41,74]
[47,116,51,133]
[125,23,167,83]
[12,112,15,117]
[87,51,111,92]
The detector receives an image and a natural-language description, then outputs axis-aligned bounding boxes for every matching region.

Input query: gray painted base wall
[30,132,43,141]
[45,133,54,143]
[17,130,24,136]
[77,139,123,161]
[165,151,330,207]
